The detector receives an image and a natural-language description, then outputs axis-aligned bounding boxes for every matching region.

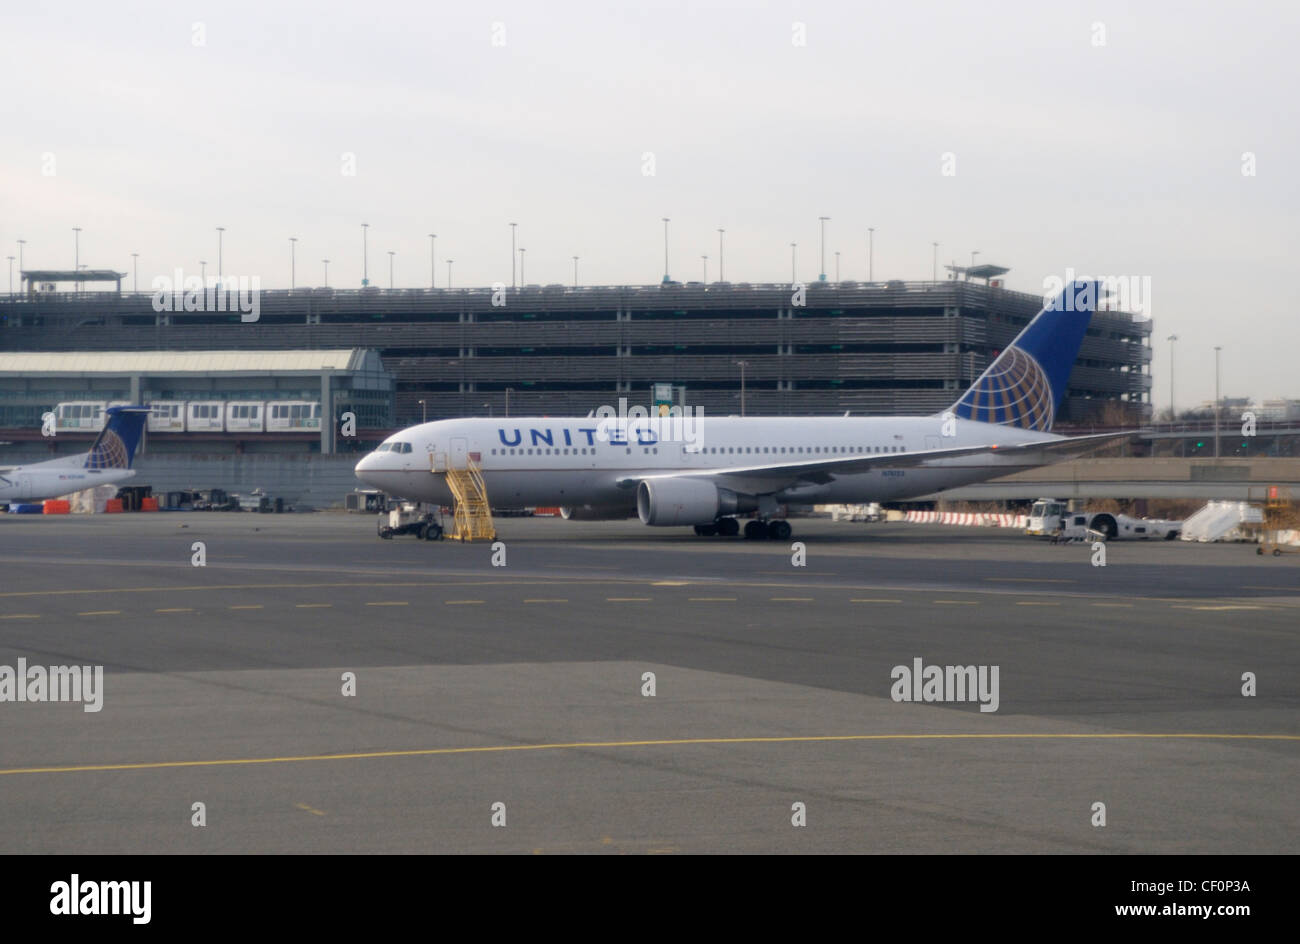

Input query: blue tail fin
[948,280,1103,431]
[85,406,149,470]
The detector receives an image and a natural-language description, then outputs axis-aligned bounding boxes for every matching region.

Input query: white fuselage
[354,415,1064,511]
[0,454,135,503]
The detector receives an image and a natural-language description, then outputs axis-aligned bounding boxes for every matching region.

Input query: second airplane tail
[948,279,1105,432]
[85,406,150,470]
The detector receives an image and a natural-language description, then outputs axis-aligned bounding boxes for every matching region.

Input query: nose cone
[354,451,380,484]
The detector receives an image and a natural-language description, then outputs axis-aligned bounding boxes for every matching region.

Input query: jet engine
[636,478,755,526]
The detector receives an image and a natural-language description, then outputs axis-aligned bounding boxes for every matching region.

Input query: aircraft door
[450,437,469,468]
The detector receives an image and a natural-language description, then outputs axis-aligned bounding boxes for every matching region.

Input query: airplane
[0,406,150,504]
[355,280,1136,539]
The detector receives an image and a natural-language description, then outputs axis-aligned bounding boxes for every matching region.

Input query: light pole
[702,255,707,283]
[519,248,525,285]
[834,250,840,283]
[718,227,725,282]
[289,237,297,290]
[17,240,26,287]
[447,259,453,289]
[428,234,436,288]
[818,216,830,281]
[361,223,369,286]
[505,387,513,417]
[200,260,207,284]
[484,402,492,417]
[388,250,395,289]
[736,360,749,417]
[418,399,426,424]
[6,256,12,296]
[131,253,139,292]
[215,226,225,287]
[970,250,980,279]
[72,227,81,291]
[1166,334,1178,422]
[510,222,517,288]
[573,255,579,288]
[867,227,874,282]
[790,242,797,283]
[662,217,670,282]
[1214,345,1222,459]
[322,259,330,288]
[932,242,938,281]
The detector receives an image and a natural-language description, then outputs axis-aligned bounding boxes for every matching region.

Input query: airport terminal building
[0,278,1152,431]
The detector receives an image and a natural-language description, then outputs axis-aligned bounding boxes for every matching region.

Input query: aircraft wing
[615,430,1137,495]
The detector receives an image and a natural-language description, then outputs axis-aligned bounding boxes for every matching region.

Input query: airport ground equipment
[377,502,444,540]
[432,452,496,542]
[1253,487,1297,556]
[1180,501,1265,542]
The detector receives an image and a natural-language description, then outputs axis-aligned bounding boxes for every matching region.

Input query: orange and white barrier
[904,510,1027,529]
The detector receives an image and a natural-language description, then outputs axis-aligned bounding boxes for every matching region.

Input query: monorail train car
[54,401,107,430]
[266,401,322,431]
[53,400,321,433]
[147,401,186,433]
[225,401,265,432]
[186,401,225,431]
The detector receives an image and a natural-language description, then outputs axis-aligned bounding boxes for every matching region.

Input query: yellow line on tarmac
[78,610,122,616]
[607,597,652,602]
[1172,605,1265,611]
[155,608,193,613]
[295,603,331,609]
[523,598,568,603]
[295,802,326,817]
[1015,601,1060,607]
[986,578,1075,584]
[1,614,40,620]
[770,597,813,602]
[365,601,408,607]
[1092,603,1134,608]
[229,605,264,610]
[2,732,1296,777]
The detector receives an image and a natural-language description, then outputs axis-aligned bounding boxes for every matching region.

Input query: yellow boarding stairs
[432,451,497,542]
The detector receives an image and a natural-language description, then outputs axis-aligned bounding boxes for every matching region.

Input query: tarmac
[0,513,1296,853]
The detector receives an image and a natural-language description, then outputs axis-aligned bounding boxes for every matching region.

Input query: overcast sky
[2,0,1296,409]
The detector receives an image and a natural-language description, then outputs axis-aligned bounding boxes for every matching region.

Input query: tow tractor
[377,501,444,541]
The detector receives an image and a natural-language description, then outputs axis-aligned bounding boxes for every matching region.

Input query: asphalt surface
[0,513,1296,853]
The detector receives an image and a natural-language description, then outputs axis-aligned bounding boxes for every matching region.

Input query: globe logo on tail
[955,345,1055,431]
[85,429,130,470]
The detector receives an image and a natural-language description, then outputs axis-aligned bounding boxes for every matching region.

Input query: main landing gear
[694,518,792,540]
